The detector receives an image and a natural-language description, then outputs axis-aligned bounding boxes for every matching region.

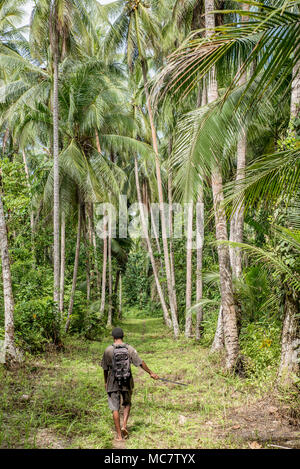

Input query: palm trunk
[22,150,35,250]
[100,220,108,317]
[229,132,246,279]
[59,211,66,315]
[95,130,102,153]
[83,208,91,304]
[211,168,240,369]
[185,200,193,337]
[65,204,81,332]
[119,273,122,320]
[0,193,19,365]
[149,202,167,303]
[2,128,9,153]
[113,269,120,314]
[167,158,178,313]
[52,29,60,312]
[211,305,225,351]
[291,57,300,119]
[106,219,113,328]
[134,156,173,330]
[195,189,204,340]
[229,4,249,279]
[195,89,207,340]
[133,12,178,334]
[277,45,300,381]
[278,291,300,383]
[89,204,101,298]
[205,0,240,370]
[140,59,179,337]
[86,204,94,297]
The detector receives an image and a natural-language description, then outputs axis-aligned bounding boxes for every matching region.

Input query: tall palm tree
[30,0,95,322]
[155,0,299,372]
[0,0,27,365]
[0,192,20,365]
[65,201,81,332]
[204,0,240,371]
[103,0,179,337]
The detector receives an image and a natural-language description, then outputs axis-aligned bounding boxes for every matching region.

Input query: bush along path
[0,316,300,449]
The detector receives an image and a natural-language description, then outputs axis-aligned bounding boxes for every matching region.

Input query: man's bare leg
[112,410,123,440]
[121,405,131,438]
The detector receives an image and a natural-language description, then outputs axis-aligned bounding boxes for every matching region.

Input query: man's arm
[140,360,159,380]
[103,370,108,391]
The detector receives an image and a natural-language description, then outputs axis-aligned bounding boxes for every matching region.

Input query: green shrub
[240,319,281,377]
[14,296,57,352]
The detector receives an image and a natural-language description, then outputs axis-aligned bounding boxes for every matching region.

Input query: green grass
[0,316,286,449]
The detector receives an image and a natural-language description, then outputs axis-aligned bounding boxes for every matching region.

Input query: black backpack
[112,344,131,386]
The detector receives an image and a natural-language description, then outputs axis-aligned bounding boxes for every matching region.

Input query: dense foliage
[0,0,299,386]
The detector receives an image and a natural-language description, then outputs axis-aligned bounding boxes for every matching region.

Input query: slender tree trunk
[65,204,81,332]
[2,128,9,153]
[134,14,178,334]
[195,88,207,340]
[278,291,300,383]
[119,273,122,320]
[168,157,178,313]
[0,193,20,365]
[51,16,60,326]
[113,269,120,313]
[95,130,102,153]
[205,0,240,370]
[149,203,162,256]
[106,219,113,328]
[100,220,108,317]
[89,203,101,298]
[22,150,35,247]
[140,59,179,337]
[277,43,300,382]
[86,203,95,296]
[229,4,249,279]
[195,189,204,340]
[59,211,66,316]
[148,187,167,303]
[185,200,193,337]
[211,305,225,351]
[83,209,91,304]
[134,157,173,330]
[229,132,246,279]
[290,53,300,120]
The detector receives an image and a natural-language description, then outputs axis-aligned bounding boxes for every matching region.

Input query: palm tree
[65,201,81,332]
[205,0,240,371]
[29,0,97,324]
[225,223,300,383]
[229,3,249,280]
[0,0,27,366]
[0,192,20,365]
[156,0,299,373]
[103,0,179,337]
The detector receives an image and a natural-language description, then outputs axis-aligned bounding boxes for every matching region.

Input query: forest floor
[1,316,300,449]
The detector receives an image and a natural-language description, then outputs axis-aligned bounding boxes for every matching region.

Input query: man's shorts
[107,390,132,411]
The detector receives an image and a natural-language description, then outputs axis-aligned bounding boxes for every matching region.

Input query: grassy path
[1,316,299,449]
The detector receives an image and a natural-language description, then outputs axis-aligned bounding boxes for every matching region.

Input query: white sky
[22,0,115,26]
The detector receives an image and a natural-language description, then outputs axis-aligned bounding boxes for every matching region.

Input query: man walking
[101,327,159,441]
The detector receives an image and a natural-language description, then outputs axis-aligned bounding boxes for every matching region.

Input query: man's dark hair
[112,327,124,339]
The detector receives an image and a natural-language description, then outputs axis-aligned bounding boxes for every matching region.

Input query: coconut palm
[29,0,99,322]
[223,222,300,383]
[102,0,180,337]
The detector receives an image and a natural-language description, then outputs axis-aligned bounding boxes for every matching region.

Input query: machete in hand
[157,377,188,386]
